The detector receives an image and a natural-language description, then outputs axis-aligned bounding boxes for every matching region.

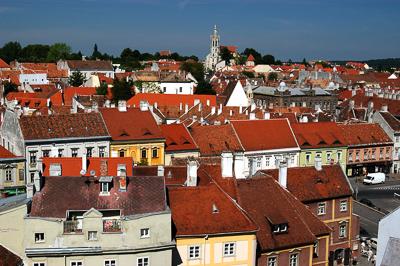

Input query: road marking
[370,185,400,190]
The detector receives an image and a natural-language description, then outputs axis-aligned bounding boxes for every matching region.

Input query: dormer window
[99,176,113,195]
[49,163,62,176]
[272,223,288,234]
[117,164,126,176]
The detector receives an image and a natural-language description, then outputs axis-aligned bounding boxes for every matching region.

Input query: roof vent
[212,203,219,214]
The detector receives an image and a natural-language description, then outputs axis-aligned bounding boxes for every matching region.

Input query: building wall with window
[0,157,25,196]
[258,245,313,266]
[160,81,194,95]
[175,234,257,266]
[24,209,173,265]
[110,142,165,166]
[298,147,347,171]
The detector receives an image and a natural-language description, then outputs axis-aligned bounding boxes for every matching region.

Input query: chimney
[186,159,198,187]
[100,159,108,176]
[206,99,210,106]
[179,102,183,111]
[264,112,270,120]
[154,102,158,109]
[211,106,216,115]
[139,100,149,111]
[315,156,322,171]
[381,104,388,112]
[221,152,233,177]
[157,165,164,177]
[118,100,127,112]
[278,159,288,188]
[81,152,87,174]
[234,153,245,179]
[249,113,256,120]
[185,104,189,113]
[33,172,41,193]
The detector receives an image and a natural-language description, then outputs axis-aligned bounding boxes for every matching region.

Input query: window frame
[104,259,116,266]
[141,148,147,159]
[188,245,201,259]
[340,200,348,212]
[137,257,149,266]
[223,242,236,257]
[30,151,37,164]
[5,169,12,181]
[317,202,326,215]
[339,223,347,238]
[152,147,158,158]
[70,261,83,266]
[289,253,299,266]
[88,231,98,241]
[71,148,79,158]
[140,228,150,239]
[267,256,277,266]
[33,263,46,266]
[99,146,106,157]
[34,232,45,243]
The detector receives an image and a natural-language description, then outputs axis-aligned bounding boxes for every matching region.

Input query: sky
[0,0,399,61]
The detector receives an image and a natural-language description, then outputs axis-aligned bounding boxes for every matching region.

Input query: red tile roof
[338,123,392,146]
[100,108,164,141]
[379,111,400,131]
[160,124,199,152]
[30,175,167,218]
[236,177,331,252]
[0,59,10,69]
[19,113,109,141]
[189,124,244,156]
[231,119,299,151]
[66,60,113,71]
[127,93,217,107]
[50,86,112,106]
[168,182,257,237]
[247,54,255,62]
[291,122,347,148]
[42,157,133,177]
[260,165,353,202]
[0,146,21,159]
[0,245,23,266]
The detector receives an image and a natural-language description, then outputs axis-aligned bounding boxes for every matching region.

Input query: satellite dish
[80,169,87,176]
[90,170,96,176]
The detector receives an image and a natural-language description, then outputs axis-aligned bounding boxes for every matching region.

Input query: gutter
[25,135,111,144]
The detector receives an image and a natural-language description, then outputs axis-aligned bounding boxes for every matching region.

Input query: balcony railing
[103,219,122,232]
[63,220,82,233]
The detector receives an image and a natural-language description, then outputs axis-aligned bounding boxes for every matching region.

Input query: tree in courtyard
[68,71,86,87]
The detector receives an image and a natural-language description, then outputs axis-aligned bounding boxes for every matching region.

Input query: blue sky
[0,0,399,61]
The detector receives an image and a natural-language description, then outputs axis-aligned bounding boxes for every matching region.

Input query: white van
[363,172,385,185]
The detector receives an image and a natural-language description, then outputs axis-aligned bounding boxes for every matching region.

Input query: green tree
[242,48,262,64]
[275,60,283,65]
[302,58,310,66]
[243,71,255,78]
[195,80,216,95]
[262,54,275,65]
[288,59,293,64]
[20,44,50,62]
[91,43,102,59]
[0,41,22,63]
[2,81,18,96]
[220,47,233,64]
[267,72,278,81]
[96,82,108,95]
[111,78,134,102]
[47,43,71,62]
[180,61,205,82]
[68,71,86,87]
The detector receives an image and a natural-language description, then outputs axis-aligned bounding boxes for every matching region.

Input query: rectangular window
[313,241,319,257]
[223,242,235,256]
[268,257,277,266]
[35,232,45,243]
[58,149,64,158]
[256,157,261,168]
[317,202,326,215]
[339,224,347,238]
[99,147,106,157]
[290,155,295,165]
[179,87,183,93]
[5,169,12,181]
[337,151,342,162]
[387,148,391,159]
[119,149,125,157]
[152,148,158,158]
[101,182,110,194]
[42,150,50,158]
[189,245,201,259]
[327,152,332,161]
[340,200,348,212]
[380,148,384,159]
[349,152,353,162]
[19,169,24,181]
[33,263,46,266]
[355,151,360,161]
[71,148,79,157]
[137,257,149,266]
[289,254,299,266]
[104,260,116,266]
[140,228,150,238]
[364,150,369,160]
[88,231,98,241]
[372,149,376,159]
[86,147,93,157]
[30,151,37,164]
[306,153,311,164]
[265,156,271,167]
[141,149,147,159]
[71,262,83,266]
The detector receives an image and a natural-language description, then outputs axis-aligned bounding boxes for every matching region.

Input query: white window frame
[104,259,116,266]
[267,256,277,266]
[35,232,45,243]
[313,241,319,257]
[5,169,12,181]
[337,151,342,161]
[317,202,326,215]
[305,153,311,164]
[88,231,98,241]
[188,245,201,259]
[339,223,347,238]
[223,242,235,257]
[265,156,271,167]
[340,200,348,212]
[33,262,46,266]
[70,261,83,266]
[137,257,149,266]
[140,228,150,239]
[101,182,110,194]
[289,253,299,266]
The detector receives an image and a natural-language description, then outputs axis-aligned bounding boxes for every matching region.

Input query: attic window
[317,140,327,145]
[142,128,152,136]
[272,223,288,234]
[332,140,341,145]
[99,176,113,195]
[119,129,129,137]
[302,141,311,146]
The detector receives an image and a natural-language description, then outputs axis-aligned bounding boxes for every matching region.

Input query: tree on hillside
[195,80,216,95]
[68,71,86,87]
[2,81,18,96]
[20,44,50,62]
[262,54,275,65]
[0,41,22,63]
[96,82,108,95]
[47,43,71,62]
[111,78,134,102]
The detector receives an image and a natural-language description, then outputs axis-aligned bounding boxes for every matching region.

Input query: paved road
[353,200,385,238]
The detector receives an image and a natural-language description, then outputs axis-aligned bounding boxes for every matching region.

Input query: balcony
[63,220,82,234]
[103,219,122,233]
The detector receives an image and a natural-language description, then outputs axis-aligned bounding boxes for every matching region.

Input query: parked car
[363,172,385,185]
[370,237,378,250]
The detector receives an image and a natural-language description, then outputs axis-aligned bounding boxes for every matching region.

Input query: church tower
[205,25,221,71]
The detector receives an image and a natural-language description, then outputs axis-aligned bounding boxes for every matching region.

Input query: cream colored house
[0,146,25,196]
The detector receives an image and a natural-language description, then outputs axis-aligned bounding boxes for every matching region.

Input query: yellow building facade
[176,234,257,266]
[110,141,165,166]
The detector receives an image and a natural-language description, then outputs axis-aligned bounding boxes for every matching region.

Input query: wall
[0,160,25,194]
[258,245,312,266]
[165,150,200,166]
[110,142,164,166]
[160,82,194,95]
[0,110,25,156]
[19,73,49,85]
[175,234,256,266]
[377,207,400,266]
[298,147,347,170]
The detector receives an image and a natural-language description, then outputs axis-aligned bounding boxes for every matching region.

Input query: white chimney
[221,152,233,177]
[81,152,87,174]
[186,159,198,187]
[315,156,322,171]
[157,165,164,177]
[118,100,127,112]
[249,113,256,120]
[179,102,183,111]
[278,159,288,188]
[206,99,210,106]
[234,153,245,179]
[185,104,189,113]
[264,112,270,120]
[381,104,388,112]
[139,100,149,111]
[211,106,216,115]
